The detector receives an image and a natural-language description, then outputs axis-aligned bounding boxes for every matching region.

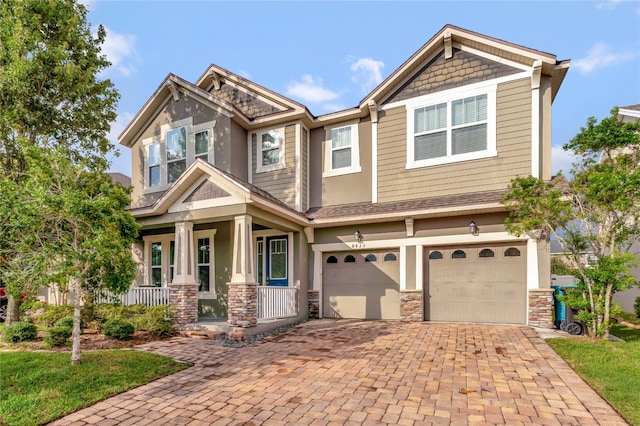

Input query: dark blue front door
[266,236,288,286]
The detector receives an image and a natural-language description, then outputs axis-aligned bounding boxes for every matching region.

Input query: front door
[266,236,288,286]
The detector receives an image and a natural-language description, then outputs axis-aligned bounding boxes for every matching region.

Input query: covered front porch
[124,161,311,337]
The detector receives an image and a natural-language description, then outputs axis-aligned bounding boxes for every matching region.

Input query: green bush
[54,316,75,329]
[2,321,37,343]
[634,296,640,319]
[32,304,73,328]
[130,305,174,335]
[103,318,135,340]
[44,325,72,347]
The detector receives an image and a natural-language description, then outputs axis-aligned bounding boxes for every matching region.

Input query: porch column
[227,215,258,336]
[169,221,198,324]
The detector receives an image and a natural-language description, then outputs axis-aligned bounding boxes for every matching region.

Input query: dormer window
[323,121,361,177]
[142,118,216,192]
[256,128,285,173]
[406,85,497,169]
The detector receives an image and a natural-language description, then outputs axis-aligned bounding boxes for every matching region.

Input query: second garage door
[426,243,527,324]
[323,250,400,319]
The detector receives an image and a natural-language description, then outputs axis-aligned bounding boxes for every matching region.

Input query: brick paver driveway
[52,320,626,425]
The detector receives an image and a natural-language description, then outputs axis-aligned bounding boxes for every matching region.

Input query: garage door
[426,243,526,324]
[323,250,400,319]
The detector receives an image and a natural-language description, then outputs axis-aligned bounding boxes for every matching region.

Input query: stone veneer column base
[169,283,198,325]
[227,282,258,328]
[400,290,423,322]
[308,290,319,319]
[528,288,555,328]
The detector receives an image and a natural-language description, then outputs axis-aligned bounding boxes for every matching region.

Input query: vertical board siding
[251,124,297,209]
[377,78,531,203]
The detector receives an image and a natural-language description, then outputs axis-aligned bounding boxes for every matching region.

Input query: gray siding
[377,77,532,202]
[251,124,297,209]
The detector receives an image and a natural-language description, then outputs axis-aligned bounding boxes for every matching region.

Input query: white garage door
[426,243,527,324]
[323,250,400,319]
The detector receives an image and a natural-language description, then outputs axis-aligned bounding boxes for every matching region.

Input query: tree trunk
[5,295,21,325]
[70,278,82,365]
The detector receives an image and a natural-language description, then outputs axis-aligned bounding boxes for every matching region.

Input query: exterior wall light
[469,221,479,236]
[354,230,363,243]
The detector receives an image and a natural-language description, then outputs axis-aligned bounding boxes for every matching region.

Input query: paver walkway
[51,320,627,425]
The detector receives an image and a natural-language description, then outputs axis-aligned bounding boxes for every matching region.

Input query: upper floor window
[148,143,161,187]
[256,128,285,173]
[142,118,216,192]
[323,122,361,177]
[406,85,496,169]
[167,127,187,184]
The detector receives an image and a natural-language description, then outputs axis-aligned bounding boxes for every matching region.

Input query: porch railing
[257,286,298,321]
[95,286,170,306]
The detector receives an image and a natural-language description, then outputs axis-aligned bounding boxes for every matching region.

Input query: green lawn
[547,325,640,425]
[0,350,188,426]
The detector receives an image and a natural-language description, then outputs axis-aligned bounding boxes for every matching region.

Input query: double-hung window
[150,242,162,287]
[167,127,187,184]
[148,144,161,187]
[323,122,361,177]
[256,128,284,173]
[195,130,209,162]
[407,86,496,168]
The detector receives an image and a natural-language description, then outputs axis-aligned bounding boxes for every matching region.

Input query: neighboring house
[612,105,640,313]
[118,24,570,333]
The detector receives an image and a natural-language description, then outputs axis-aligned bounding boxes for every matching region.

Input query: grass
[0,350,188,426]
[547,325,640,425]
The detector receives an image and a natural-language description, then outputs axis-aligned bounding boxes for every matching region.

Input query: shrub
[2,321,38,343]
[44,325,72,347]
[130,305,174,335]
[103,318,135,340]
[635,296,640,319]
[32,304,73,328]
[54,316,75,329]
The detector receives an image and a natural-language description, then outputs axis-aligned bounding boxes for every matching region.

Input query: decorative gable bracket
[531,60,542,90]
[166,81,180,101]
[405,218,414,237]
[209,71,222,91]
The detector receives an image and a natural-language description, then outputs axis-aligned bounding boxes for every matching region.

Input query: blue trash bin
[551,284,583,335]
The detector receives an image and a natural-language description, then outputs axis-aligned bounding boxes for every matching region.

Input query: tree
[0,0,118,323]
[502,108,640,338]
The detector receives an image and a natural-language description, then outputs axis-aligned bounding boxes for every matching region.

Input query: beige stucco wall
[129,96,229,208]
[377,77,532,202]
[251,124,297,209]
[308,118,372,208]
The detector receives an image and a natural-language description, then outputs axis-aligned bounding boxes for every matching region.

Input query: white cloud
[238,69,251,79]
[106,112,134,174]
[573,42,636,74]
[597,0,624,10]
[350,57,385,93]
[100,26,138,77]
[108,111,134,146]
[552,145,578,176]
[285,75,339,104]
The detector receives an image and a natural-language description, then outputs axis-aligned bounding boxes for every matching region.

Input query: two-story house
[118,24,570,336]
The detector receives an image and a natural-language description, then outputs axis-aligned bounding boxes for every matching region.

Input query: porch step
[178,330,226,340]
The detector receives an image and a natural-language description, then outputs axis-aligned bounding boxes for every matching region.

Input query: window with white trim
[150,242,162,287]
[167,127,187,184]
[323,123,361,177]
[194,229,216,299]
[148,143,161,187]
[256,128,285,173]
[142,118,216,192]
[406,86,496,168]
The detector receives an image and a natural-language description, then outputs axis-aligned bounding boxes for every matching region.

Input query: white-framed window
[406,85,497,169]
[143,234,175,287]
[148,143,161,187]
[150,242,162,287]
[323,122,361,177]
[194,230,216,299]
[256,128,285,173]
[167,127,187,184]
[142,118,216,192]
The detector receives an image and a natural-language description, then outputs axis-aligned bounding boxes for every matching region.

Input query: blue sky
[85,0,640,177]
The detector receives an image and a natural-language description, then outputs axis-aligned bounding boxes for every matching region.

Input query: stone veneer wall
[227,282,258,327]
[169,283,198,324]
[528,288,555,328]
[308,290,319,319]
[400,290,423,322]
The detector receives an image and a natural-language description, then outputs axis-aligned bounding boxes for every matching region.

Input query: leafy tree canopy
[502,107,640,338]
